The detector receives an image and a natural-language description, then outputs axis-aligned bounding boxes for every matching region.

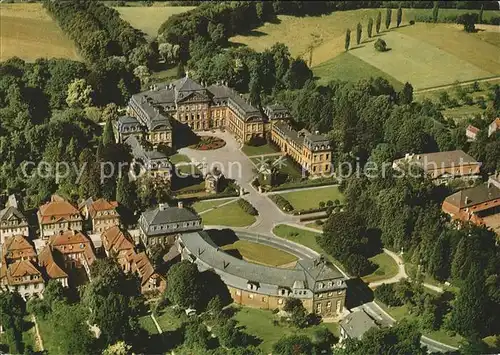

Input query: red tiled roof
[2,235,36,259]
[38,199,81,224]
[101,226,134,253]
[38,246,68,279]
[89,198,118,218]
[49,230,96,266]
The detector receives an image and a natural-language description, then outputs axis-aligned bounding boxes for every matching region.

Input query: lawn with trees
[276,186,344,211]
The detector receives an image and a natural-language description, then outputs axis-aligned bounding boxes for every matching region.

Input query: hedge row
[268,178,340,192]
[237,199,258,216]
[269,195,294,213]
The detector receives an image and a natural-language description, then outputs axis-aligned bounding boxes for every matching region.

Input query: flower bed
[189,136,226,150]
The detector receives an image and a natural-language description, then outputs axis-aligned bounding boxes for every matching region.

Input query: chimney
[159,203,168,211]
[178,201,183,209]
[465,196,470,204]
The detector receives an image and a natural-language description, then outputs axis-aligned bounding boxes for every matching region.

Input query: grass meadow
[0,4,80,62]
[230,9,500,89]
[114,6,195,37]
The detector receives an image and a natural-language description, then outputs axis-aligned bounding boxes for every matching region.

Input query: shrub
[270,195,294,212]
[409,20,415,25]
[319,201,326,208]
[237,199,258,216]
[374,38,388,52]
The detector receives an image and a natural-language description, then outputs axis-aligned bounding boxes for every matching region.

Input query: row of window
[149,220,200,232]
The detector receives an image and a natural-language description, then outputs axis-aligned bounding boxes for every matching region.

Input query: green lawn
[155,307,188,332]
[221,239,297,267]
[277,186,344,211]
[241,143,280,157]
[114,6,195,37]
[191,198,235,213]
[313,52,404,89]
[201,201,256,227]
[305,221,324,230]
[175,163,202,176]
[362,252,399,283]
[233,306,339,354]
[376,301,464,348]
[139,314,159,335]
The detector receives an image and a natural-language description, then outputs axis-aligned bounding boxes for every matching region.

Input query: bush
[319,201,326,208]
[237,198,258,216]
[409,20,415,25]
[374,38,388,52]
[270,194,294,212]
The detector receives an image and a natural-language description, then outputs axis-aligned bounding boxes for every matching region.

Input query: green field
[0,4,80,62]
[313,52,404,89]
[362,252,399,283]
[277,186,344,210]
[349,29,494,90]
[233,307,339,354]
[114,6,195,37]
[201,200,256,227]
[231,9,500,89]
[221,239,297,267]
[139,314,159,335]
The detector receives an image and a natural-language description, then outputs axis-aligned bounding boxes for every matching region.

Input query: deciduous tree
[345,29,351,51]
[385,8,392,30]
[396,6,403,27]
[376,11,382,33]
[356,23,362,45]
[367,18,373,38]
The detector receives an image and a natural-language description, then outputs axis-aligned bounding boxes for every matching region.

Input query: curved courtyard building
[177,231,347,317]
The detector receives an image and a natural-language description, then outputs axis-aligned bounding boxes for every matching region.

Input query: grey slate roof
[444,181,500,209]
[141,206,202,236]
[273,122,331,151]
[0,206,27,222]
[340,310,378,340]
[179,231,345,296]
[124,135,171,165]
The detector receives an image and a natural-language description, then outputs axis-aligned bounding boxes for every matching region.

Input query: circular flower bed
[190,136,226,150]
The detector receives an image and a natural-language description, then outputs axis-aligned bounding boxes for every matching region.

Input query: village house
[48,230,96,279]
[488,117,500,137]
[80,198,120,233]
[392,150,481,183]
[178,231,347,317]
[0,204,29,245]
[138,202,202,248]
[101,226,166,294]
[37,245,69,287]
[0,236,44,299]
[37,195,82,239]
[442,174,500,235]
[466,125,480,141]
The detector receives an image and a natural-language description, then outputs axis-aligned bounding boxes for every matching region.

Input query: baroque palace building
[118,75,333,177]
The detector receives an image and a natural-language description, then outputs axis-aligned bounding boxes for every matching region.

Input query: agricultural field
[114,6,195,38]
[0,3,80,62]
[231,8,500,89]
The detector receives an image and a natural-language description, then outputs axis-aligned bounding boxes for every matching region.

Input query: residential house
[466,125,480,141]
[488,118,500,137]
[442,174,500,234]
[48,230,96,279]
[38,195,82,238]
[0,235,44,299]
[101,226,166,294]
[37,246,69,287]
[339,309,379,343]
[80,198,120,233]
[138,202,202,248]
[0,203,29,245]
[392,150,481,183]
